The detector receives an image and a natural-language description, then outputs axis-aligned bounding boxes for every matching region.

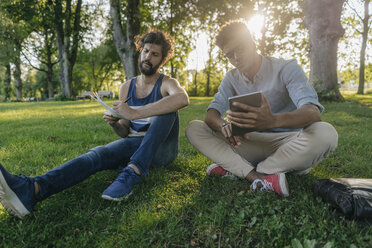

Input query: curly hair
[135,30,175,63]
[214,20,252,49]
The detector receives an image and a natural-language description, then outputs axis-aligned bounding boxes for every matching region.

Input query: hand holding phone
[228,92,262,136]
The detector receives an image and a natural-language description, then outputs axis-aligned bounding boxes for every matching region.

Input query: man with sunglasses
[186,21,338,197]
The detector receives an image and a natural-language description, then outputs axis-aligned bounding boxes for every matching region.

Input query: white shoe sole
[206,163,218,175]
[0,170,30,218]
[279,173,289,197]
[101,191,132,201]
[206,163,237,180]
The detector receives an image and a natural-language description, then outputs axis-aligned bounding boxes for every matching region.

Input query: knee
[149,112,178,132]
[88,145,110,161]
[153,112,177,122]
[153,144,178,167]
[185,120,208,142]
[305,122,338,152]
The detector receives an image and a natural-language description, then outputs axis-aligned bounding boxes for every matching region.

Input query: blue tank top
[127,74,164,135]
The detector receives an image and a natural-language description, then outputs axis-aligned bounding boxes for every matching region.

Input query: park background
[0,0,371,100]
[0,0,372,247]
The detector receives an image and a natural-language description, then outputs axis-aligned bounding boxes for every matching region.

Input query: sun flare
[247,14,265,38]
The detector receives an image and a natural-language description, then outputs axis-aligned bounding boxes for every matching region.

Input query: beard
[138,59,161,76]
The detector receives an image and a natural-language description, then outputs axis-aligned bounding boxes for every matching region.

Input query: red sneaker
[250,173,289,197]
[206,163,237,180]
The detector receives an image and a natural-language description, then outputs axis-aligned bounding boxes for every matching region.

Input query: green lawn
[0,94,371,248]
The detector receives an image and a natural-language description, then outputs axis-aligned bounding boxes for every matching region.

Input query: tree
[22,2,59,99]
[109,0,140,80]
[190,0,252,96]
[3,64,11,100]
[0,14,14,100]
[0,0,34,99]
[249,0,303,57]
[49,0,83,98]
[345,0,371,94]
[304,0,345,101]
[340,62,372,87]
[149,0,199,78]
[74,40,122,93]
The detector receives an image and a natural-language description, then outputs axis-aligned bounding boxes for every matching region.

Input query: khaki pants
[185,121,338,178]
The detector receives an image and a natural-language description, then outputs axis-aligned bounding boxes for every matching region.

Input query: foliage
[341,0,372,95]
[186,66,225,97]
[53,93,75,101]
[21,0,60,99]
[250,0,305,57]
[0,66,4,95]
[144,0,200,78]
[73,39,123,94]
[0,0,370,100]
[0,93,371,247]
[0,0,38,99]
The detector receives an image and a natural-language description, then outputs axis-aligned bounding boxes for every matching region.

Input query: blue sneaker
[101,166,141,201]
[0,164,37,218]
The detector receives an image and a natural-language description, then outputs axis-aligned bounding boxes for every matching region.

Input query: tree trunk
[70,0,82,93]
[45,33,55,99]
[4,64,11,100]
[53,0,70,97]
[13,52,22,99]
[206,70,210,97]
[169,1,176,78]
[47,65,54,99]
[304,0,345,101]
[357,0,370,95]
[110,0,140,80]
[193,70,198,96]
[62,48,71,97]
[259,14,267,56]
[52,0,82,98]
[171,61,176,78]
[205,48,212,97]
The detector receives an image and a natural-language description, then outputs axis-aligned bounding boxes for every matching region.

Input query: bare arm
[271,104,321,129]
[205,108,227,132]
[113,77,189,120]
[102,80,131,138]
[103,113,130,138]
[227,92,321,131]
[205,108,241,148]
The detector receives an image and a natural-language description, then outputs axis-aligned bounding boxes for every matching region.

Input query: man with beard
[0,30,189,218]
[186,21,338,197]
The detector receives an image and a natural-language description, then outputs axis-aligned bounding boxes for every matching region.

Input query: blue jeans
[34,112,179,200]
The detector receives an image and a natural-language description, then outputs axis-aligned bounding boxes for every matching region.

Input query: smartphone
[228,92,261,136]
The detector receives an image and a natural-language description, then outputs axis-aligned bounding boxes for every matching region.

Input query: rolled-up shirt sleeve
[207,74,235,116]
[281,60,324,113]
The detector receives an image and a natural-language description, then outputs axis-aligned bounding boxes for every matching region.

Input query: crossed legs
[186,120,338,196]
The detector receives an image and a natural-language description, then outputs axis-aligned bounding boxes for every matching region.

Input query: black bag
[313,178,372,226]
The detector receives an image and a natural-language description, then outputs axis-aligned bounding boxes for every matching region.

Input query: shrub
[54,94,75,101]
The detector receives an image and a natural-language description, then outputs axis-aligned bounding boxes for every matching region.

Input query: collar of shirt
[241,56,267,84]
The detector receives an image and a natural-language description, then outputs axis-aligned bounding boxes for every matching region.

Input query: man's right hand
[221,122,242,148]
[103,112,120,125]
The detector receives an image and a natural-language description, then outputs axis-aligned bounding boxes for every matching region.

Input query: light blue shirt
[208,56,323,132]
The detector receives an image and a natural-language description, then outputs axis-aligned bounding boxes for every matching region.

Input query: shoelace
[222,172,237,180]
[116,170,132,183]
[116,168,140,184]
[250,179,273,192]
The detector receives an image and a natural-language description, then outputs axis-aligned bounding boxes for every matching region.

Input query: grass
[0,94,371,248]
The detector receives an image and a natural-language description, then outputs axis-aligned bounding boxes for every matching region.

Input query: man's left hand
[112,101,138,121]
[226,92,275,131]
